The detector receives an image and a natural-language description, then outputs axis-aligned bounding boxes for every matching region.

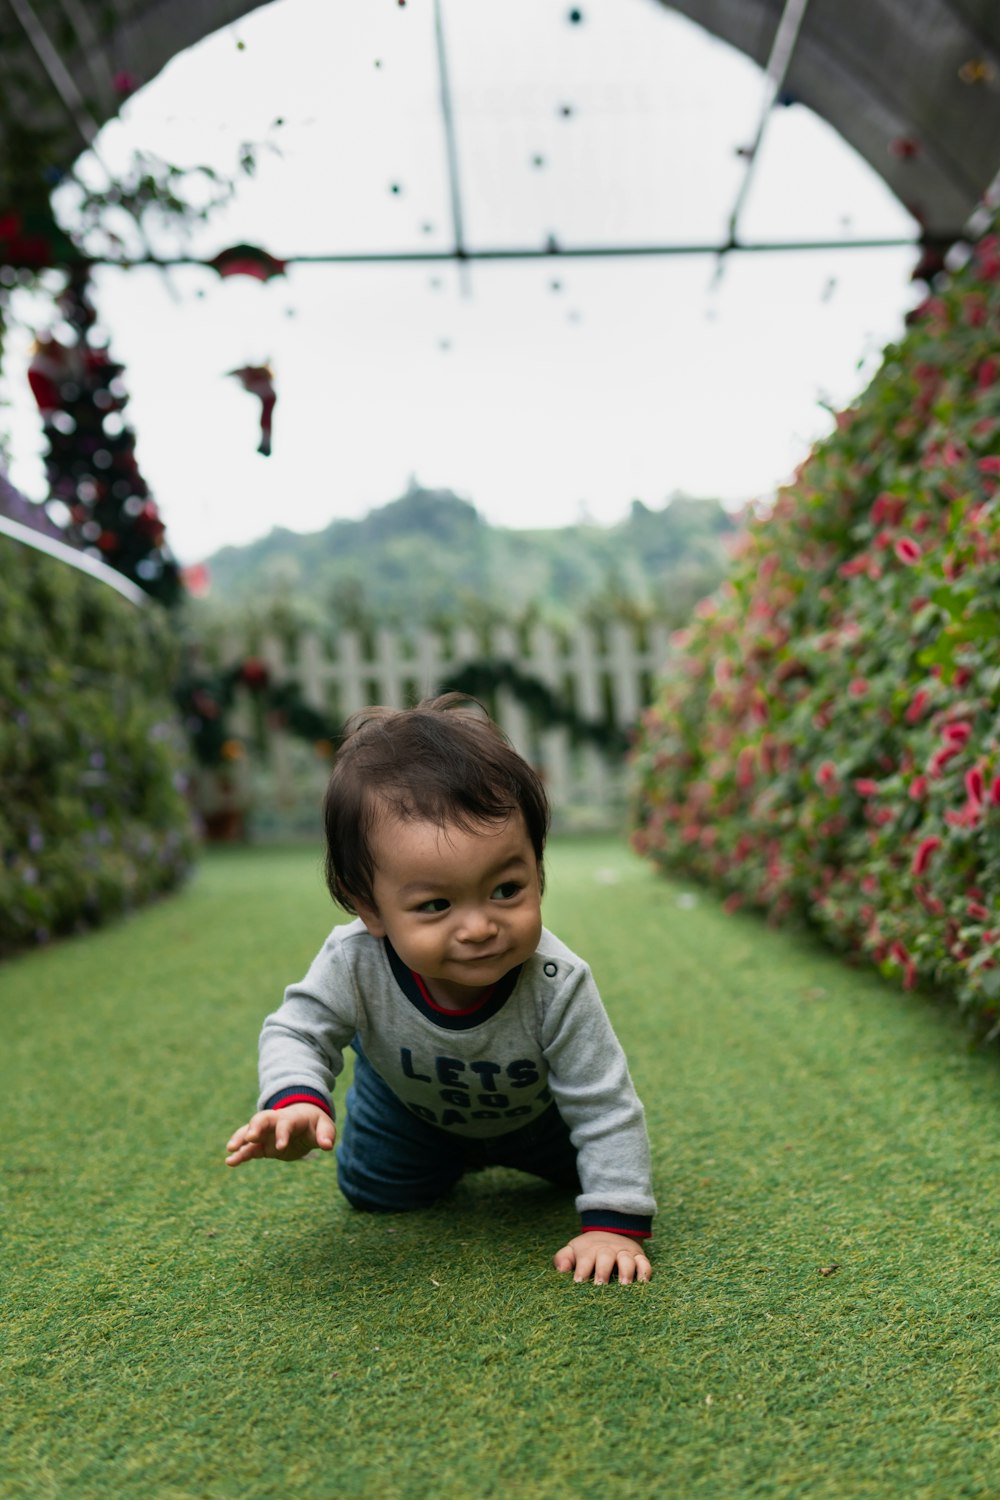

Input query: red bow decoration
[228,364,277,456]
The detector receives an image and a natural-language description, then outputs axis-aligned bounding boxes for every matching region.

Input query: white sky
[0,0,922,565]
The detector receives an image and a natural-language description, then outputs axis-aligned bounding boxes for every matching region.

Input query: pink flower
[943,721,972,746]
[909,776,929,801]
[977,455,1000,475]
[854,779,879,796]
[912,836,942,875]
[894,537,921,565]
[968,901,990,922]
[991,775,1000,806]
[848,678,869,698]
[977,358,998,390]
[966,768,985,808]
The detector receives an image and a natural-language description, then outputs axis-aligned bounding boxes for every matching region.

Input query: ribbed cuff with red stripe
[579,1210,652,1239]
[264,1086,333,1117]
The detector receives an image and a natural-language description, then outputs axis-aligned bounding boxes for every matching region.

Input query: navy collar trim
[383,938,521,1029]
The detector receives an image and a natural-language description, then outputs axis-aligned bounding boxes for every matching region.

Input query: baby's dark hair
[323,693,550,913]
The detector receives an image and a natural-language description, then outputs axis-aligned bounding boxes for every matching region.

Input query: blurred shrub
[1,533,196,954]
[630,229,1000,1033]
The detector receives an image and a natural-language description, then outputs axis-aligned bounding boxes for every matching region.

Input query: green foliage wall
[630,229,1000,1031]
[1,534,196,954]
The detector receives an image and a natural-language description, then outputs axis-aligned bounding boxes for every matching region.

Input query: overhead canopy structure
[0,0,271,209]
[661,0,1000,243]
[1,0,999,249]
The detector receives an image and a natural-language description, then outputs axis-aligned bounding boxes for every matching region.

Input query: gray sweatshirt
[259,919,656,1234]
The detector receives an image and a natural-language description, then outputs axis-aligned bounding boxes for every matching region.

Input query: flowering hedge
[1,533,196,954]
[629,227,1000,1032]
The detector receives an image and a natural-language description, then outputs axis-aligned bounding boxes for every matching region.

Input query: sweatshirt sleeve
[539,961,656,1237]
[257,929,361,1117]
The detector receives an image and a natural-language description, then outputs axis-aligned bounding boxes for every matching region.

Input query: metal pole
[433,0,472,296]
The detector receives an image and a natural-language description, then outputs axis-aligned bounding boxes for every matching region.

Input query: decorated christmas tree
[28,268,182,607]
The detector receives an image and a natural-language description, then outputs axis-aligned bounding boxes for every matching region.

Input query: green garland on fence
[178,653,628,768]
[437,660,628,754]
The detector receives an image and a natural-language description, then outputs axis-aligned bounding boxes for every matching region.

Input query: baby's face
[356,810,543,1010]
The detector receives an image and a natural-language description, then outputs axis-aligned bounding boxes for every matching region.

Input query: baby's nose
[459,907,499,941]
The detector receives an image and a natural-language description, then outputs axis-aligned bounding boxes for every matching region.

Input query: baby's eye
[417,898,450,914]
[492,881,522,900]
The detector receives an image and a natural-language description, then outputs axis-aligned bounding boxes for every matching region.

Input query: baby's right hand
[225,1103,336,1166]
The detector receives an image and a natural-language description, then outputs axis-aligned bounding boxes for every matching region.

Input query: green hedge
[630,227,1000,1031]
[1,532,196,953]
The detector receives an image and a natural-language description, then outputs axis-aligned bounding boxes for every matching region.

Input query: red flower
[966,767,985,808]
[848,678,869,698]
[968,901,990,922]
[854,779,879,796]
[871,493,906,526]
[943,721,972,746]
[991,775,1000,806]
[905,688,931,723]
[894,537,921,565]
[816,760,839,791]
[912,836,942,875]
[915,885,945,916]
[889,941,918,990]
[929,745,960,777]
[909,776,929,801]
[977,455,1000,475]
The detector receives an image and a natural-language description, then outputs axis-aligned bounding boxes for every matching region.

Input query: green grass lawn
[2,837,1000,1499]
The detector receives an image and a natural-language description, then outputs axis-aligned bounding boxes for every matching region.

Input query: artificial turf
[2,837,999,1499]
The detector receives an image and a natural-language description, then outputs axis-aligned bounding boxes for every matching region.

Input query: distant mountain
[198,483,738,627]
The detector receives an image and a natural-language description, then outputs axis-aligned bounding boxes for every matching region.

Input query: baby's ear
[355,901,386,938]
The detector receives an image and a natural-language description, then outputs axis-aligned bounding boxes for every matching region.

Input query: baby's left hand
[553,1231,652,1285]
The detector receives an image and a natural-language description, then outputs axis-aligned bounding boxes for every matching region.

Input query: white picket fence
[228,620,672,831]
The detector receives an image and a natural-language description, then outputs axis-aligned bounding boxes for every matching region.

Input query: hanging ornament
[228,364,277,456]
[889,137,920,160]
[209,243,287,281]
[27,336,74,414]
[0,208,74,270]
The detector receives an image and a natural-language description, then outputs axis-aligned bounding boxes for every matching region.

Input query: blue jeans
[337,1041,580,1212]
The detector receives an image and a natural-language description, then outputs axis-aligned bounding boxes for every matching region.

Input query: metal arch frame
[0,0,965,276]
